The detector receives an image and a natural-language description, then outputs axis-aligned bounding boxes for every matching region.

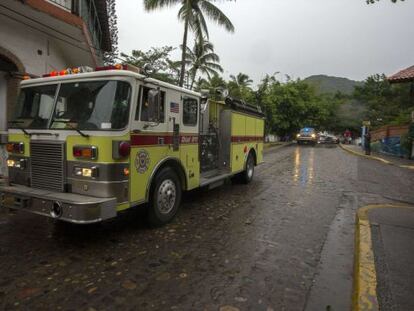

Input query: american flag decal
[170,102,179,113]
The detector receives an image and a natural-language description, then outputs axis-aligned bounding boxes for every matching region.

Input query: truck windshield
[10,80,131,130]
[11,84,58,129]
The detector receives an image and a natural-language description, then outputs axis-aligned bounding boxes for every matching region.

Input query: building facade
[0,0,111,176]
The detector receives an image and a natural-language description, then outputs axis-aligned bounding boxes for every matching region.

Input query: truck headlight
[73,166,99,178]
[297,134,301,138]
[311,134,316,138]
[7,159,27,170]
[82,168,92,178]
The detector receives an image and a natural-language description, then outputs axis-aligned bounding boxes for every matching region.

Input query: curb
[353,204,413,311]
[339,144,414,170]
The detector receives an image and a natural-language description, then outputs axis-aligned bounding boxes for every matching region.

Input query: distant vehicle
[296,128,317,145]
[318,132,339,144]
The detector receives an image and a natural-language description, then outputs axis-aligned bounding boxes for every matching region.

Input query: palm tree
[143,0,234,87]
[229,73,253,88]
[184,40,223,89]
[194,73,227,99]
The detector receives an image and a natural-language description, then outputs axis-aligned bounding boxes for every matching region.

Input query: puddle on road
[293,147,315,187]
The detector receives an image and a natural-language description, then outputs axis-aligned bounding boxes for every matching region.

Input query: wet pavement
[0,144,413,310]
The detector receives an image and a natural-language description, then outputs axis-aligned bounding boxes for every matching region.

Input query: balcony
[45,0,104,56]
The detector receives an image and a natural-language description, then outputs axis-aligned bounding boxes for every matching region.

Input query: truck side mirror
[200,96,208,114]
[147,89,161,123]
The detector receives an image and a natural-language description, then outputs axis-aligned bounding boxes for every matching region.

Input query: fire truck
[0,65,264,226]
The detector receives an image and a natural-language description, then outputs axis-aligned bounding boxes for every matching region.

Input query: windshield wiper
[52,120,90,138]
[8,121,31,136]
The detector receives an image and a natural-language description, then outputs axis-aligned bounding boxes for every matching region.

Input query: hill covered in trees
[304,75,363,95]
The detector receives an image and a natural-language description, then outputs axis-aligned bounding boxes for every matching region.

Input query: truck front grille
[30,142,65,192]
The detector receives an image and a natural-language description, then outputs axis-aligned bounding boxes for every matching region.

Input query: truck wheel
[148,167,182,226]
[241,153,255,184]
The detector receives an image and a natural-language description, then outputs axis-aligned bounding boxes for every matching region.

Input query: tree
[353,74,413,128]
[366,0,402,3]
[121,46,180,84]
[194,73,227,99]
[228,73,254,101]
[229,73,253,88]
[183,40,223,89]
[257,78,337,136]
[103,0,119,65]
[143,0,234,87]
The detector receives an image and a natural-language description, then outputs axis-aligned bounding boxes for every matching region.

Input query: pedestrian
[364,131,371,155]
[344,129,352,144]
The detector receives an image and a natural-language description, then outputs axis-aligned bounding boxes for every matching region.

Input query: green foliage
[304,75,363,95]
[143,0,234,86]
[194,74,227,100]
[353,74,413,128]
[182,40,223,89]
[366,0,402,3]
[103,0,119,65]
[257,78,342,136]
[228,73,255,101]
[121,47,180,84]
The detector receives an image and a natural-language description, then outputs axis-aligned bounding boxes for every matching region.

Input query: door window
[183,98,198,126]
[140,86,165,123]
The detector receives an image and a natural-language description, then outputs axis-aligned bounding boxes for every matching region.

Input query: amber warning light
[39,64,140,79]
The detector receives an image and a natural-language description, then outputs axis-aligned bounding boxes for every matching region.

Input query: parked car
[296,128,317,145]
[318,132,339,144]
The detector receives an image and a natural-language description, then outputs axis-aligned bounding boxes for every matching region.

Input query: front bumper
[0,184,117,224]
[297,137,317,142]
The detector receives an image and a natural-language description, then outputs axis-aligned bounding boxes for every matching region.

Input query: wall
[370,124,409,157]
[0,16,68,76]
[371,125,409,142]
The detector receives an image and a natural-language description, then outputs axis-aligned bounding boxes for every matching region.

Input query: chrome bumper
[0,184,117,224]
[297,137,316,142]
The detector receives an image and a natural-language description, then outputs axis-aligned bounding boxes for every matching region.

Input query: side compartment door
[180,96,200,190]
[231,113,246,173]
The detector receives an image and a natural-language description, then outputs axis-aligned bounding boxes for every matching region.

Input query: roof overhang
[387,65,414,84]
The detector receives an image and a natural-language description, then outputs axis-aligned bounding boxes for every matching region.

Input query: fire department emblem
[135,150,150,174]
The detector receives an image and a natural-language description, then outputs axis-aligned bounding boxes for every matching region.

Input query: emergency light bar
[42,66,93,78]
[38,64,140,79]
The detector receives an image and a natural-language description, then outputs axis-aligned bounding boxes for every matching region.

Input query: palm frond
[203,62,223,72]
[199,0,235,32]
[144,0,180,11]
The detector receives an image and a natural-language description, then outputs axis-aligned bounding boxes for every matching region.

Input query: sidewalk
[354,205,414,311]
[340,144,414,170]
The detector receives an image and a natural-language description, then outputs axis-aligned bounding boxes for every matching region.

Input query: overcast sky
[116,0,414,84]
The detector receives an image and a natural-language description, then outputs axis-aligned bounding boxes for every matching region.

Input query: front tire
[147,167,182,226]
[241,153,255,184]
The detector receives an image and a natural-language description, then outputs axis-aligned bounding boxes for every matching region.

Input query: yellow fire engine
[0,65,264,225]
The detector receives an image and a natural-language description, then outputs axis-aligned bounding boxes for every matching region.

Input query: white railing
[47,0,73,11]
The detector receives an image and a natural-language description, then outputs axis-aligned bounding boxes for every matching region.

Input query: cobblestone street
[1,145,413,311]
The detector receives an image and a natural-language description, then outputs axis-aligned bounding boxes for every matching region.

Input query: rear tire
[241,153,255,184]
[147,167,182,227]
